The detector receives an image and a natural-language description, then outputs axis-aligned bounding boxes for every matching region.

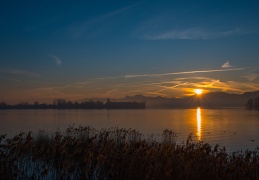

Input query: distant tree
[96,101,104,108]
[254,97,259,109]
[107,98,110,103]
[0,101,7,109]
[16,102,29,109]
[53,99,67,109]
[0,101,6,106]
[53,99,57,105]
[246,98,253,109]
[66,100,73,108]
[56,99,67,105]
[34,101,39,106]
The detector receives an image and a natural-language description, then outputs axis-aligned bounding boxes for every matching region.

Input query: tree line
[0,98,145,109]
[246,97,259,109]
[0,99,105,109]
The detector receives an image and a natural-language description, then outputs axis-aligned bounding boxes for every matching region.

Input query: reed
[0,126,258,179]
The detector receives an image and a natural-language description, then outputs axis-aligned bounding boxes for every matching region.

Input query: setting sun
[194,89,203,95]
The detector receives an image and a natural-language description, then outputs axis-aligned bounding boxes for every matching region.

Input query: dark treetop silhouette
[0,98,145,110]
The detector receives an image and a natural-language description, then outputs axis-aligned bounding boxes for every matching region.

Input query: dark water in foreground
[0,108,259,152]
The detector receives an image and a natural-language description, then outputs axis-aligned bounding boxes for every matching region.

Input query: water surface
[1,108,259,152]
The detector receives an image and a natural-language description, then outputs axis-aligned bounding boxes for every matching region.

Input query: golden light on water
[196,107,202,140]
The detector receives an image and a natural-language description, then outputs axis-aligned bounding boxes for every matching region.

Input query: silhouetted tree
[0,98,144,109]
[246,98,253,109]
[254,97,259,109]
[1,101,7,106]
[34,101,39,106]
[56,99,66,105]
[0,101,7,109]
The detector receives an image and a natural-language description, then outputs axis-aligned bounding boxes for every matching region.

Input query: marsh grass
[0,126,258,179]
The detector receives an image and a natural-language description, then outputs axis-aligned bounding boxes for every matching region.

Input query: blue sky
[1,0,259,103]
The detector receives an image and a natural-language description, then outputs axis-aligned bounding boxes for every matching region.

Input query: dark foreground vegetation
[0,126,259,179]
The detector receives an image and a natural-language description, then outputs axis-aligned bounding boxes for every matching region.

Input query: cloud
[221,61,232,68]
[105,89,119,95]
[174,77,215,81]
[0,76,21,82]
[0,68,42,78]
[155,82,189,92]
[68,67,244,85]
[125,67,245,78]
[93,75,125,80]
[69,4,136,39]
[241,73,258,82]
[143,28,247,40]
[49,55,62,65]
[104,4,136,18]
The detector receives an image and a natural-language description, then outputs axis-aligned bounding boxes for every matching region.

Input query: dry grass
[0,126,258,179]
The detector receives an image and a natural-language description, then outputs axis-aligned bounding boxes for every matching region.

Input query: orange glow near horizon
[196,107,202,141]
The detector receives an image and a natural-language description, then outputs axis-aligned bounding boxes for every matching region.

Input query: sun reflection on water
[196,107,202,140]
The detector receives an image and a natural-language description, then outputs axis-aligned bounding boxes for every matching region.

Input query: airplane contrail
[125,67,245,78]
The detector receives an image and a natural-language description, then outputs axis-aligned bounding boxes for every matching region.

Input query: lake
[0,108,259,152]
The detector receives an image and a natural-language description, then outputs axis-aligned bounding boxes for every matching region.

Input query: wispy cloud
[174,77,216,81]
[69,4,136,39]
[125,67,245,78]
[94,75,125,80]
[143,28,248,40]
[105,89,119,96]
[221,61,232,68]
[241,73,258,82]
[49,55,62,65]
[103,4,136,18]
[151,82,189,93]
[0,76,21,82]
[17,65,257,101]
[178,77,259,94]
[64,67,249,95]
[0,68,42,78]
[147,77,259,96]
[211,80,259,93]
[69,67,244,85]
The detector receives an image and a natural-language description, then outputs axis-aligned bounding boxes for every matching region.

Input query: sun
[194,89,203,95]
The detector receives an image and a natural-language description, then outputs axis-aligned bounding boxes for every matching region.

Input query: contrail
[72,67,247,85]
[125,67,245,78]
[93,76,125,80]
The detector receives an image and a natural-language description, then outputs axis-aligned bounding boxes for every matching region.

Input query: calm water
[0,108,259,152]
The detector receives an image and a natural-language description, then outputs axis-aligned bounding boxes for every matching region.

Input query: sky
[1,0,259,104]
